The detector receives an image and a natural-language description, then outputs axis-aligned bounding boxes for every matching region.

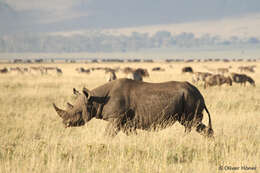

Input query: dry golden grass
[0,61,259,173]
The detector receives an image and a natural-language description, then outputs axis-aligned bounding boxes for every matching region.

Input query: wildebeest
[0,67,8,74]
[105,69,117,82]
[9,67,25,74]
[127,68,150,81]
[182,66,193,73]
[217,68,229,74]
[30,66,46,75]
[238,65,256,73]
[53,79,213,138]
[92,67,104,71]
[45,67,63,75]
[122,67,134,74]
[45,67,57,72]
[204,74,232,88]
[76,67,91,74]
[56,68,63,75]
[230,73,255,87]
[123,68,149,81]
[152,67,165,71]
[192,72,212,84]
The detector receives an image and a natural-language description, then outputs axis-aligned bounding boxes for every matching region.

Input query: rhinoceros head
[53,87,94,128]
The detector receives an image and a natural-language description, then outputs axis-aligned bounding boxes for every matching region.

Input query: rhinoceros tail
[204,105,212,131]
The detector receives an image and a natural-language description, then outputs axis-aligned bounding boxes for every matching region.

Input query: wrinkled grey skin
[53,78,213,138]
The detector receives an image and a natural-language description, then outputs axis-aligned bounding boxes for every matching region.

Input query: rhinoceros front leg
[121,113,137,136]
[104,118,121,137]
[122,125,137,136]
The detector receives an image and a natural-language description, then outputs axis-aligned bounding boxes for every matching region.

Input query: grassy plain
[0,61,259,173]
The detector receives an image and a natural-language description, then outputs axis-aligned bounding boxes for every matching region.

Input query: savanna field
[0,61,259,173]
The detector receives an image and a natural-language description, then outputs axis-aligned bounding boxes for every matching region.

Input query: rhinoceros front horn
[53,103,68,119]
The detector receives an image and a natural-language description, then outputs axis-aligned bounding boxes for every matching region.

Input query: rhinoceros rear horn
[82,87,92,100]
[53,103,68,119]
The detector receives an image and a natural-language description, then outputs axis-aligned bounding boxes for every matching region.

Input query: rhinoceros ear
[82,87,92,100]
[73,88,80,96]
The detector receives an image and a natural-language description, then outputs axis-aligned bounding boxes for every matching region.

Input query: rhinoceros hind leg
[196,123,214,138]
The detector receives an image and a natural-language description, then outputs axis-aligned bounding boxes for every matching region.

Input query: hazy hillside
[1,1,260,57]
[1,0,260,34]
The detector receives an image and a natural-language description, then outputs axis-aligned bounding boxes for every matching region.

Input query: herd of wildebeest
[0,66,63,75]
[1,64,256,88]
[0,62,257,139]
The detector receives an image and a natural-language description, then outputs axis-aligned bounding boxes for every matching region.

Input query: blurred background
[1,0,260,60]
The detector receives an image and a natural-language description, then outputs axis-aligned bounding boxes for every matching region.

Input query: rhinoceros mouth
[65,115,85,128]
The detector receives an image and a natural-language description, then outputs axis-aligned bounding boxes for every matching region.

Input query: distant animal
[9,67,25,74]
[45,67,57,72]
[45,67,62,75]
[185,59,194,63]
[238,66,255,73]
[104,67,120,73]
[217,68,229,74]
[230,73,255,87]
[30,66,46,75]
[22,67,29,73]
[192,72,213,84]
[76,67,91,74]
[0,67,8,73]
[152,67,165,71]
[127,68,150,81]
[105,69,117,82]
[53,79,213,138]
[56,68,63,75]
[90,67,107,71]
[222,59,230,62]
[182,66,193,73]
[203,66,217,73]
[122,67,134,74]
[204,74,232,88]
